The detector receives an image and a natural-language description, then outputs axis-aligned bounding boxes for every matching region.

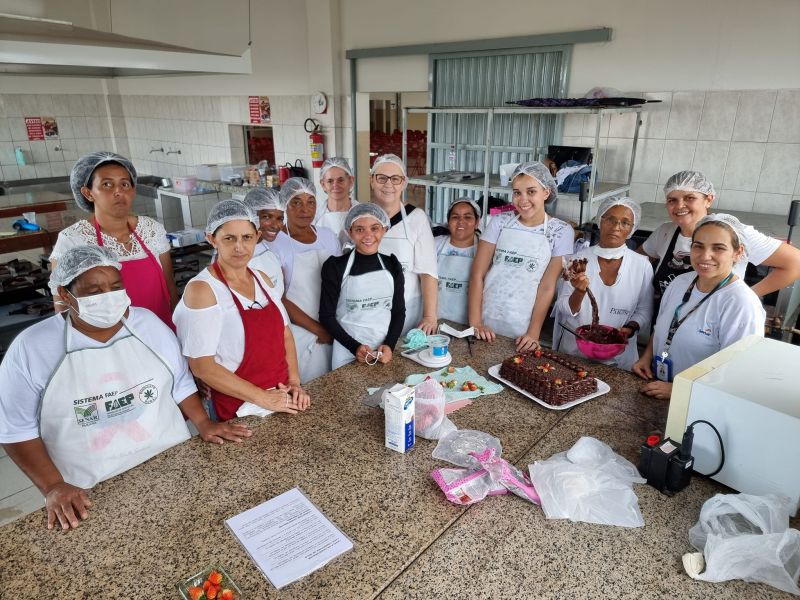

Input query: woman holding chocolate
[632,214,766,400]
[553,197,653,371]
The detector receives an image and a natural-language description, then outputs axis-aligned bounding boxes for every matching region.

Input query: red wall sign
[25,117,44,141]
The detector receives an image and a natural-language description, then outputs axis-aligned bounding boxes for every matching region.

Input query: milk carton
[383,384,415,453]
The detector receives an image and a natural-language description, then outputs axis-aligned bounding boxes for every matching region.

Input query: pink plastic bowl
[574,325,627,361]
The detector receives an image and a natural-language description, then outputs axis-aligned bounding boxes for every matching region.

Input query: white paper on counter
[235,401,274,418]
[438,323,475,338]
[225,487,353,589]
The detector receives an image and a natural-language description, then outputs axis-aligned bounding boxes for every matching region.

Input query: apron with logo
[285,228,334,383]
[94,219,174,331]
[39,316,190,489]
[482,214,551,339]
[331,251,394,369]
[209,263,289,421]
[436,238,475,325]
[652,226,693,316]
[379,206,421,336]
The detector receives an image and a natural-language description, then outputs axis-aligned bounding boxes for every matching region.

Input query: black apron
[652,227,694,316]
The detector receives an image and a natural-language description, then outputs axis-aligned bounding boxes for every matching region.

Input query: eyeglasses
[601,216,634,230]
[248,300,264,309]
[373,174,405,186]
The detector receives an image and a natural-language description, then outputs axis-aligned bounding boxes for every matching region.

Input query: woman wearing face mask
[173,200,310,421]
[633,214,766,400]
[0,245,249,531]
[270,178,342,383]
[320,204,405,369]
[50,152,178,329]
[638,170,800,313]
[553,197,653,371]
[469,161,574,352]
[370,154,439,335]
[315,157,359,239]
[435,197,481,325]
[242,187,285,297]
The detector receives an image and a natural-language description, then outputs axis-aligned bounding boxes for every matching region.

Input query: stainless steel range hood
[0,13,251,77]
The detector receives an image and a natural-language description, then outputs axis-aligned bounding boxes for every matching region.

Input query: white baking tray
[487,364,610,411]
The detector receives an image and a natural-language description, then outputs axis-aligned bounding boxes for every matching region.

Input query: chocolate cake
[499,349,597,406]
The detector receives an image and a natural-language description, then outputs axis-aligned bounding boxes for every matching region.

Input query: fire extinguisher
[304,118,324,168]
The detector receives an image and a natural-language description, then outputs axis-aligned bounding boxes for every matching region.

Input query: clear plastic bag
[529,436,645,527]
[472,448,540,504]
[432,429,502,468]
[685,493,800,595]
[413,378,457,440]
[431,466,507,506]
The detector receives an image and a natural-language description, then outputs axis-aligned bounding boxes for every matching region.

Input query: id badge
[653,353,673,382]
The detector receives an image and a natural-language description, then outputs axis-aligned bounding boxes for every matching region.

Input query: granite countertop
[0,336,795,599]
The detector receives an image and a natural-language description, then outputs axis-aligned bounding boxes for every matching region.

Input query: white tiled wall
[562,88,800,219]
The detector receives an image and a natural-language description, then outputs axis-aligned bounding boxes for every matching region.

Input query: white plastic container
[427,334,450,358]
[194,164,220,181]
[384,384,415,454]
[173,176,197,192]
[499,163,520,186]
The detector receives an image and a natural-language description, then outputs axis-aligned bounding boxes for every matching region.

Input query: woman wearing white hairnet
[174,200,310,421]
[638,170,800,313]
[633,214,766,400]
[435,197,481,325]
[469,161,574,351]
[370,154,438,335]
[320,204,405,369]
[315,157,359,237]
[270,178,342,383]
[0,245,250,531]
[50,152,178,329]
[242,187,285,297]
[553,197,653,371]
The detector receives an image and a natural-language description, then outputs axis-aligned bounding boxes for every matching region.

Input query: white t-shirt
[0,308,197,444]
[652,272,766,377]
[249,241,284,298]
[552,247,654,371]
[314,197,359,237]
[383,207,439,278]
[434,235,476,258]
[270,227,342,289]
[482,213,574,257]
[642,220,780,279]
[173,268,289,372]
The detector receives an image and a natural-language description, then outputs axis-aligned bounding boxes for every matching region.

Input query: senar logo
[74,403,99,427]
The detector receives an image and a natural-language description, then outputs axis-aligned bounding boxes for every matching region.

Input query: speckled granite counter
[0,337,795,599]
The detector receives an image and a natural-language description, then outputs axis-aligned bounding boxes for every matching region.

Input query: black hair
[447,200,480,221]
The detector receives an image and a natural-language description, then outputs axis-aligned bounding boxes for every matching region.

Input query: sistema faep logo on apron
[74,403,99,427]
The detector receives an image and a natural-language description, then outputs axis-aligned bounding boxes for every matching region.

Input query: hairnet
[70,151,137,212]
[510,161,558,204]
[595,196,641,239]
[50,245,121,289]
[447,196,482,219]
[694,213,747,248]
[279,177,316,206]
[370,154,407,177]
[344,203,390,231]
[243,187,283,213]
[206,199,258,234]
[663,171,715,197]
[320,157,354,179]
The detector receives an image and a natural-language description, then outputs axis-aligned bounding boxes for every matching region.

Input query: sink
[136,175,162,198]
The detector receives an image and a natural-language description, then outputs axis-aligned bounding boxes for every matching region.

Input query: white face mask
[592,244,626,260]
[68,289,131,328]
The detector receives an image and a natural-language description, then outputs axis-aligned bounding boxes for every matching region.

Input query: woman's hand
[568,272,590,293]
[260,386,303,414]
[632,357,653,380]
[471,323,496,342]
[377,345,393,364]
[417,315,438,335]
[355,344,374,363]
[44,482,92,531]
[284,382,311,410]
[640,380,673,400]
[196,419,252,444]
[515,334,540,353]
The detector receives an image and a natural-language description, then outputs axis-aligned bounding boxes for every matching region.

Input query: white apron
[249,241,284,298]
[39,317,190,490]
[331,252,394,369]
[285,229,334,383]
[482,214,551,339]
[380,207,421,336]
[436,239,475,325]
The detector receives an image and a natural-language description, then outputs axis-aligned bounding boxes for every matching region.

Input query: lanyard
[662,273,733,357]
